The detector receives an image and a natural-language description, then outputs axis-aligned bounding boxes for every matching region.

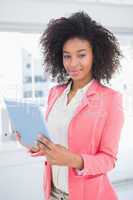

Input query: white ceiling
[49,0,133,5]
[93,0,133,5]
[0,0,133,33]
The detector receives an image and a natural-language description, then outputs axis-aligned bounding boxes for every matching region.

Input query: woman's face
[63,37,93,83]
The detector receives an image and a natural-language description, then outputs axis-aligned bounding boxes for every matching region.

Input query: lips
[68,69,81,75]
[70,70,80,73]
[69,69,81,73]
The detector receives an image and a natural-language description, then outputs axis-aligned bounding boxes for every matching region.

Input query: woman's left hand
[37,134,84,169]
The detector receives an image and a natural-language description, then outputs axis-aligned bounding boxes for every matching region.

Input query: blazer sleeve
[73,92,124,177]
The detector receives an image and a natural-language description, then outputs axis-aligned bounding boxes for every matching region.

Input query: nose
[70,56,79,68]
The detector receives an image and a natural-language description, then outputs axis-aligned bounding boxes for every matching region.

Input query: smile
[69,70,81,76]
[69,69,82,73]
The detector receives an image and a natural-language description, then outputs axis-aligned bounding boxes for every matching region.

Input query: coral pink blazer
[43,79,124,200]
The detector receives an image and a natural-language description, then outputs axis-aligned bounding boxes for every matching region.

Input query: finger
[15,132,21,141]
[37,139,51,151]
[37,141,51,153]
[27,145,45,156]
[37,134,55,150]
[29,151,44,157]
[28,146,40,153]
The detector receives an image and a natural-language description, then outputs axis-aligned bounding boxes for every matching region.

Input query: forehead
[63,37,92,52]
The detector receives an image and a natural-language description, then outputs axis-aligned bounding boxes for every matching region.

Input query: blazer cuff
[72,153,115,177]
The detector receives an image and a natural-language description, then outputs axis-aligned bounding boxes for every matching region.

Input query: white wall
[0,145,45,200]
[0,0,133,33]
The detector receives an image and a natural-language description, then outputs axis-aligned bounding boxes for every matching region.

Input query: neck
[71,76,93,92]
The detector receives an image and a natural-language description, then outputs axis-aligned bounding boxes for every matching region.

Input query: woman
[26,12,124,200]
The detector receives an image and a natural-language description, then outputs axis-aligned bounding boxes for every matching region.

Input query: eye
[79,54,86,58]
[63,55,70,59]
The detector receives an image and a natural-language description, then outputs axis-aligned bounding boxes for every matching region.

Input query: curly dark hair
[40,11,122,84]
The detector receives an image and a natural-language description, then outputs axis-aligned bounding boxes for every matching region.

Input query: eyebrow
[63,49,87,54]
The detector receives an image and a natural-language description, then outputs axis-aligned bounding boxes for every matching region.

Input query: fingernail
[37,133,42,138]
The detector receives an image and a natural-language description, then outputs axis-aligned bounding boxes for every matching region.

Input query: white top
[46,79,94,193]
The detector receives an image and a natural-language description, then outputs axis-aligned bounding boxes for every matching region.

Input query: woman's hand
[16,132,21,142]
[37,134,84,170]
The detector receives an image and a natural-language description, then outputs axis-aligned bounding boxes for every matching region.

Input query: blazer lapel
[45,85,67,120]
[45,79,100,120]
[72,80,99,118]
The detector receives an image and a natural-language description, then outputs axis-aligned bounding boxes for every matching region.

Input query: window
[26,63,31,69]
[23,91,32,98]
[35,75,46,83]
[24,76,32,83]
[0,32,53,102]
[35,90,44,97]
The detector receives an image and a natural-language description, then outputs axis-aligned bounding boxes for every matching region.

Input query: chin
[70,75,84,81]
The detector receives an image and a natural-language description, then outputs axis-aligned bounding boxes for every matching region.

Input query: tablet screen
[4,99,51,146]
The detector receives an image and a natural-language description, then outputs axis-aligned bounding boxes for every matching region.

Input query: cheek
[63,60,69,71]
[86,53,93,64]
[82,58,93,71]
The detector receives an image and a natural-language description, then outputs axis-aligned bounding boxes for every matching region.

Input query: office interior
[0,0,133,199]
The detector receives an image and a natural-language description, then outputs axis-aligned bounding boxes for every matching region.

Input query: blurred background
[0,0,133,199]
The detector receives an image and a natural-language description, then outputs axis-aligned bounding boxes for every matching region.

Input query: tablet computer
[4,99,51,147]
